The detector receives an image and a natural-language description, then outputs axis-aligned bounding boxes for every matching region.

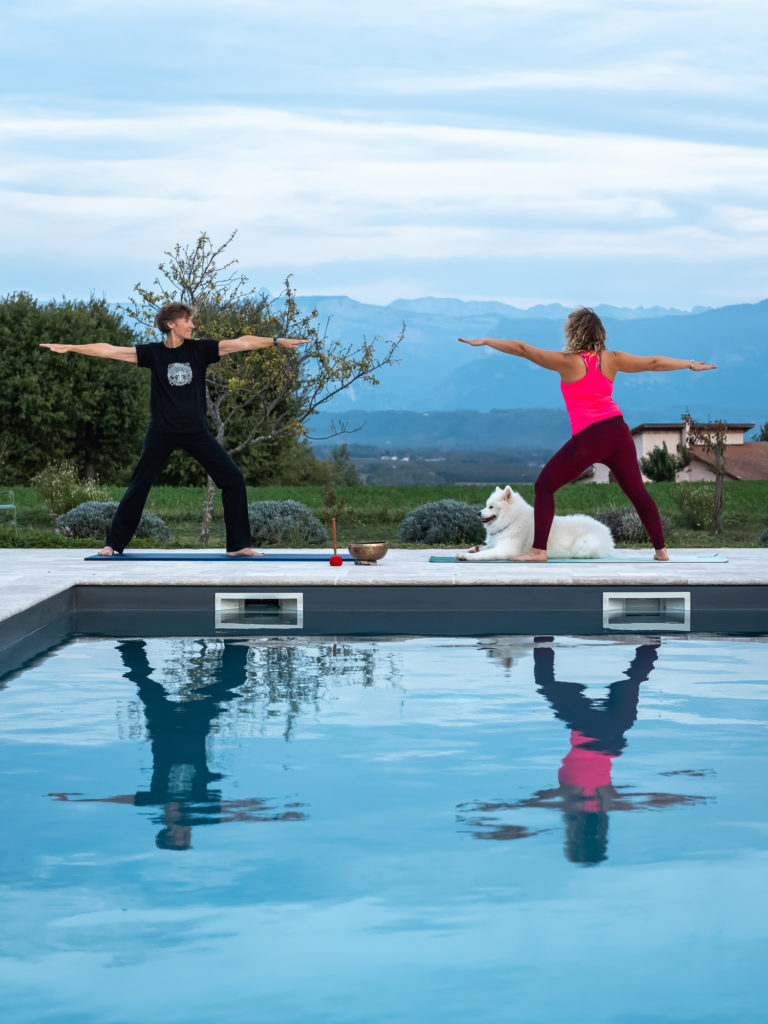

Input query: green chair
[0,489,17,533]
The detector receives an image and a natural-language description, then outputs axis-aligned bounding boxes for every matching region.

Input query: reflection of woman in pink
[534,641,657,863]
[460,307,715,561]
[459,640,707,864]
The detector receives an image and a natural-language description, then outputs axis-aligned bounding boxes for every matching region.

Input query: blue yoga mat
[85,552,354,562]
[429,554,728,563]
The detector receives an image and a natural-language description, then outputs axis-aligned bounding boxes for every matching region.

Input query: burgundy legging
[533,415,665,550]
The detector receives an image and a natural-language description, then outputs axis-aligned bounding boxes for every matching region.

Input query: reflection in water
[50,640,308,850]
[235,639,400,740]
[42,635,715,861]
[458,640,710,864]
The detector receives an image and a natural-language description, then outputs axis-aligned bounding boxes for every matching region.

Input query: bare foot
[509,547,548,562]
[97,546,116,557]
[654,547,670,561]
[226,547,264,557]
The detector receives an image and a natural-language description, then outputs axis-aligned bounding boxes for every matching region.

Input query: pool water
[1,634,766,1023]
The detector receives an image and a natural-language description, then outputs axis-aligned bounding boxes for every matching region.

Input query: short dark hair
[563,307,607,353]
[155,302,195,335]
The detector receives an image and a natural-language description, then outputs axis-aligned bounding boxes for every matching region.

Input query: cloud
[1,0,765,304]
[379,63,767,99]
[1,105,767,278]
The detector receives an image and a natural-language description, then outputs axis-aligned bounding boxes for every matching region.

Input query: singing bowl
[348,542,389,564]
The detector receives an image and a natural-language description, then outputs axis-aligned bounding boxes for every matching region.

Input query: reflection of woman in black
[51,640,306,850]
[459,641,706,864]
[128,638,246,849]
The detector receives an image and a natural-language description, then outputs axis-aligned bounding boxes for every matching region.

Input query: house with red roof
[631,420,768,481]
[578,418,768,483]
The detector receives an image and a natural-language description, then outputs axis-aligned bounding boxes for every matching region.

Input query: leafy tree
[121,231,402,543]
[756,421,768,441]
[676,441,691,472]
[640,441,690,482]
[640,442,677,482]
[327,443,362,486]
[0,293,147,483]
[266,435,332,485]
[682,412,728,533]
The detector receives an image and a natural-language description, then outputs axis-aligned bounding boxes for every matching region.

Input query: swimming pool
[1,632,766,1023]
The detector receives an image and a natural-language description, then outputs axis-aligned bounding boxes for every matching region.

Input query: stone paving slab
[1,547,767,628]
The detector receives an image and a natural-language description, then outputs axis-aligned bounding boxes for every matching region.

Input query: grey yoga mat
[429,554,728,563]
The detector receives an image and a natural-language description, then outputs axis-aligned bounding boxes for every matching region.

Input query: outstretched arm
[607,351,716,374]
[458,336,571,373]
[39,343,138,363]
[218,336,308,356]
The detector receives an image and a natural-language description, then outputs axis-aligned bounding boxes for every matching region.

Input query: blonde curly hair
[563,307,606,353]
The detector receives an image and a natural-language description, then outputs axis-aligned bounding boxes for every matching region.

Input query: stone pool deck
[2,546,768,628]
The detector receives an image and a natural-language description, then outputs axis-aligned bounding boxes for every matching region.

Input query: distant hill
[323,445,553,486]
[386,297,710,321]
[299,295,767,426]
[309,408,573,452]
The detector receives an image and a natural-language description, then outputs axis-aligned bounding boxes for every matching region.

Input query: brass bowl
[348,541,389,565]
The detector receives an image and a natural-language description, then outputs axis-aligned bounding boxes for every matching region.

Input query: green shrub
[55,501,170,542]
[398,499,485,545]
[33,462,110,514]
[247,499,328,546]
[639,442,690,482]
[670,483,715,530]
[595,505,674,545]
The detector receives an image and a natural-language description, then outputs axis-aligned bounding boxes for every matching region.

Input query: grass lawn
[2,481,766,550]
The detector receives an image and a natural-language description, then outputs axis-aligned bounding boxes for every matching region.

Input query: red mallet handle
[330,517,343,566]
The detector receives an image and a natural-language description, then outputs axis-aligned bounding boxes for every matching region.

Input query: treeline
[0,294,147,483]
[0,293,359,487]
[314,443,554,485]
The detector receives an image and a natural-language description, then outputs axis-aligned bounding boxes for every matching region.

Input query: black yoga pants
[106,427,251,552]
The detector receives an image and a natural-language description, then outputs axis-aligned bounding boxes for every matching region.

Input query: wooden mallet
[330,517,343,566]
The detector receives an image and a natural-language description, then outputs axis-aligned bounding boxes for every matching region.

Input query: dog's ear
[502,485,514,502]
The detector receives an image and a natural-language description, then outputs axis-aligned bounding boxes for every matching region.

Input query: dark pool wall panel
[0,590,76,682]
[71,584,768,638]
[1,585,766,677]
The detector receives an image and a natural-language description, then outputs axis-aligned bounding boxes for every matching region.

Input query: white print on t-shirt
[167,363,193,387]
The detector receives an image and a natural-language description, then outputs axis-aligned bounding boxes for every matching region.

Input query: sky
[1,0,766,310]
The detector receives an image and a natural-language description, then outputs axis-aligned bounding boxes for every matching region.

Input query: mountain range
[301,295,767,447]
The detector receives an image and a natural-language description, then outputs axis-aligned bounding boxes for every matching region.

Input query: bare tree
[681,412,728,532]
[121,231,403,543]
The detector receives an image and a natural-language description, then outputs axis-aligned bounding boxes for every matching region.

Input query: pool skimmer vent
[215,592,304,630]
[603,591,690,631]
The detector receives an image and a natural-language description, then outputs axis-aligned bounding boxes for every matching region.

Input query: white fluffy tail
[570,530,615,559]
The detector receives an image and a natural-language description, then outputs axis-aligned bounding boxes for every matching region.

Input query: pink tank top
[558,731,614,810]
[561,352,622,435]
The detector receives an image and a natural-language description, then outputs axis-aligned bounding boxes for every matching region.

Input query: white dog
[457,485,615,560]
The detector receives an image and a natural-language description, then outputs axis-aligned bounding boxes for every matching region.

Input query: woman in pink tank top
[459,307,716,561]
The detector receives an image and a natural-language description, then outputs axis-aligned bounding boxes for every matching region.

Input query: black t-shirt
[135,339,220,433]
